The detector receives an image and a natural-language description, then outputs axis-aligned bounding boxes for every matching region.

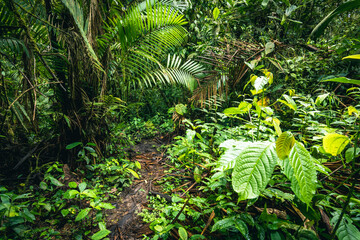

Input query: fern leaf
[232,142,278,201]
[0,38,29,56]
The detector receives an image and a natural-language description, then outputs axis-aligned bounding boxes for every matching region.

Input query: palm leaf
[143,55,204,90]
[60,0,103,72]
[136,0,190,13]
[0,37,29,56]
[311,0,360,39]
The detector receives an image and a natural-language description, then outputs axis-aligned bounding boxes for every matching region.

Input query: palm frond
[311,0,360,39]
[60,0,103,72]
[0,37,29,56]
[136,0,191,13]
[143,54,204,90]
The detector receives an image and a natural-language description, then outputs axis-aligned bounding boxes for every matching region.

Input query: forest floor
[106,139,171,240]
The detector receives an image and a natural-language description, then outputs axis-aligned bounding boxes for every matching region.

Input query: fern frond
[0,37,29,56]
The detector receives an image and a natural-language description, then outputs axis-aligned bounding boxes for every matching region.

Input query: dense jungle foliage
[1,0,360,239]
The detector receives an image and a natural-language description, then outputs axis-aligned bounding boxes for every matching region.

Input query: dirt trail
[107,139,170,240]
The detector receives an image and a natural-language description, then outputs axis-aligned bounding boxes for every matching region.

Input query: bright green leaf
[61,209,69,217]
[322,77,360,85]
[323,133,350,156]
[64,189,79,199]
[276,132,295,160]
[75,208,91,222]
[315,93,329,106]
[265,42,275,55]
[98,202,115,209]
[232,142,278,200]
[91,229,111,240]
[282,95,297,111]
[213,7,220,20]
[126,168,139,179]
[286,142,317,204]
[68,182,77,188]
[82,189,97,198]
[135,161,141,169]
[178,227,188,240]
[217,140,252,171]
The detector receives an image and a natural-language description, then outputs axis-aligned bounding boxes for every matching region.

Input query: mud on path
[107,139,171,240]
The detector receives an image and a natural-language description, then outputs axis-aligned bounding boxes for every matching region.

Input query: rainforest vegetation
[1,0,360,239]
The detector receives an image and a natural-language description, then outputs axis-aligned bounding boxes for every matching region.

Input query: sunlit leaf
[276,132,295,160]
[213,7,220,20]
[265,42,275,55]
[232,142,278,200]
[343,54,360,60]
[286,142,317,205]
[216,140,252,171]
[322,77,360,85]
[323,133,350,156]
[91,229,111,240]
[178,227,188,240]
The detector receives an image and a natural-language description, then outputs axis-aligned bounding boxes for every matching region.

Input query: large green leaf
[285,142,317,204]
[213,7,220,20]
[232,142,278,200]
[322,77,360,85]
[144,55,204,90]
[323,133,350,156]
[311,0,360,39]
[276,132,295,160]
[253,76,269,92]
[216,140,252,171]
[224,102,252,116]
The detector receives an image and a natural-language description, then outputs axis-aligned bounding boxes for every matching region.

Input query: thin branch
[8,81,62,109]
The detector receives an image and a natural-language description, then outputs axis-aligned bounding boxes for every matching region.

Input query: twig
[201,210,215,235]
[180,182,197,197]
[170,197,190,225]
[8,81,62,109]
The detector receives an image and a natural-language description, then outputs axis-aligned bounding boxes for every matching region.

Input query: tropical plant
[99,0,204,100]
[311,0,360,39]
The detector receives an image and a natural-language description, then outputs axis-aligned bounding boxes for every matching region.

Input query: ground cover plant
[1,0,360,239]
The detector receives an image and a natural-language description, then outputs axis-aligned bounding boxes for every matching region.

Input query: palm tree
[0,0,203,165]
[99,0,204,100]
